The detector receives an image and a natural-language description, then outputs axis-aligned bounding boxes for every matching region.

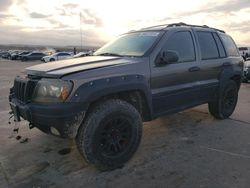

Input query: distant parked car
[73,51,91,58]
[243,60,250,82]
[1,52,10,59]
[0,51,8,58]
[3,50,19,59]
[11,51,30,60]
[9,51,21,59]
[21,52,46,61]
[238,47,250,60]
[41,52,73,62]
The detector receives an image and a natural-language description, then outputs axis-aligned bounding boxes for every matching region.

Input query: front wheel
[76,99,142,171]
[208,80,238,119]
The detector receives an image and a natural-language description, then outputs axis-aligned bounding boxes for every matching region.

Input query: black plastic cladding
[70,74,152,109]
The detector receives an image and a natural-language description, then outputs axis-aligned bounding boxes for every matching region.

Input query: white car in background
[238,47,250,60]
[42,52,73,62]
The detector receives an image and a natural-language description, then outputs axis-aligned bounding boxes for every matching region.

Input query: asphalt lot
[0,58,250,188]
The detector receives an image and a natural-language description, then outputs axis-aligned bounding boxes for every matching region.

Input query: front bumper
[9,98,87,138]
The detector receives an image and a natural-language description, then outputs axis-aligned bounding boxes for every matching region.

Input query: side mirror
[155,50,179,66]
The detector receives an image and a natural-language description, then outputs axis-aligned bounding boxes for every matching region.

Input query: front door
[150,29,201,116]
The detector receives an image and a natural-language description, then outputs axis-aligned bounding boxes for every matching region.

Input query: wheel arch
[70,75,153,121]
[219,66,242,90]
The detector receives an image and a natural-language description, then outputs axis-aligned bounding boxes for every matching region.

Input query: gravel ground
[0,58,250,188]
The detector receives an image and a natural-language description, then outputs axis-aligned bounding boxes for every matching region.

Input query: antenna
[80,12,83,50]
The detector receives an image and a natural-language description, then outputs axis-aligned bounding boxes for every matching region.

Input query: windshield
[94,31,163,57]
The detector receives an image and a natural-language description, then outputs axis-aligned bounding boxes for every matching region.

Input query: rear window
[197,32,219,60]
[220,34,239,57]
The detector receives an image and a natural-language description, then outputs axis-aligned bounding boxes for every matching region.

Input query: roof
[140,22,225,33]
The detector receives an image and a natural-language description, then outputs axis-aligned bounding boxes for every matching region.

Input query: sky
[0,0,250,47]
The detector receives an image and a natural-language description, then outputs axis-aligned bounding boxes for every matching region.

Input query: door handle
[189,66,200,72]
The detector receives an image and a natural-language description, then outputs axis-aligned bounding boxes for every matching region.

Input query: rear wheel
[208,80,238,119]
[50,58,55,62]
[76,99,142,171]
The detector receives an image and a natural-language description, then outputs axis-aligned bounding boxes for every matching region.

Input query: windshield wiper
[97,53,123,57]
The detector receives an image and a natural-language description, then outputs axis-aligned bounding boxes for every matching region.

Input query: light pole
[80,12,83,50]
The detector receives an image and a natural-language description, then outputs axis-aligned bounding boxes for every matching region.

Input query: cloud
[225,21,250,33]
[0,0,13,11]
[57,4,103,27]
[16,0,26,5]
[47,18,69,29]
[30,12,50,19]
[0,13,14,19]
[80,9,103,26]
[174,0,250,18]
[63,3,78,9]
[203,0,250,13]
[57,3,78,16]
[0,25,104,47]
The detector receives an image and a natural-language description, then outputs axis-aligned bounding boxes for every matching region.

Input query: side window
[220,34,239,57]
[62,53,70,56]
[213,33,226,58]
[197,32,219,60]
[164,31,196,62]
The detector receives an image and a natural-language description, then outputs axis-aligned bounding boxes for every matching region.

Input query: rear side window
[164,31,196,62]
[220,34,239,57]
[213,33,226,58]
[58,53,69,56]
[197,32,219,60]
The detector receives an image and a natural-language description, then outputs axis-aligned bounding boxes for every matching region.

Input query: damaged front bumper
[9,98,87,138]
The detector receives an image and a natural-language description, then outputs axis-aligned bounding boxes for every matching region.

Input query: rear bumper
[10,98,87,138]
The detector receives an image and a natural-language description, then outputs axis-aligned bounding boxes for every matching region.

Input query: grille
[14,77,37,103]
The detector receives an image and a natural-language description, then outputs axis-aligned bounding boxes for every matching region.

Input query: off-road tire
[76,99,142,171]
[208,80,238,119]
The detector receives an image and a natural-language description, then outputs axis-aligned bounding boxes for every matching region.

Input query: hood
[26,56,134,78]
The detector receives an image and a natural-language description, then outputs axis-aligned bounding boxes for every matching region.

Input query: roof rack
[141,22,225,33]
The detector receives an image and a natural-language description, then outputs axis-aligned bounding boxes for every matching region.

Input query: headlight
[32,79,73,103]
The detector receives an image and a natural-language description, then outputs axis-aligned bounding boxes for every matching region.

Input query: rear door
[150,28,201,116]
[193,30,225,102]
[194,29,242,102]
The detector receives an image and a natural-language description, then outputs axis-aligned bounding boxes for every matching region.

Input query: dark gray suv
[9,23,243,170]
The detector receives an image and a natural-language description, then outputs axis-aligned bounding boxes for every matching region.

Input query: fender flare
[218,66,242,92]
[70,74,152,113]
